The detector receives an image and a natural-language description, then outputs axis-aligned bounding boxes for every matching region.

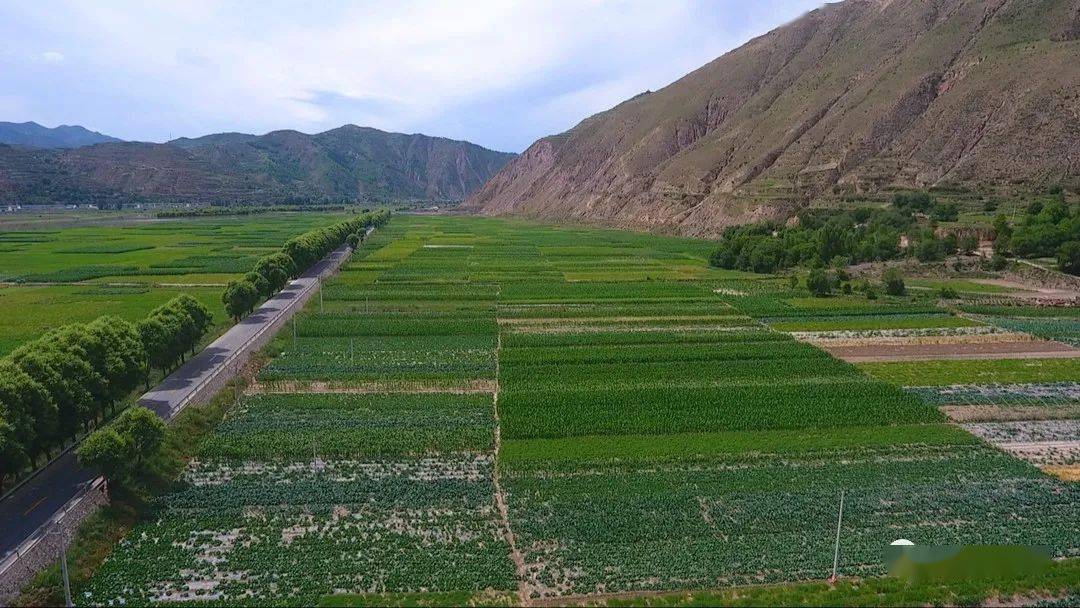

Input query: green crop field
[79,214,1080,606]
[0,212,351,356]
[860,357,1080,387]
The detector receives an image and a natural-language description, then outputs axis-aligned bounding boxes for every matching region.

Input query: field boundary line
[491,288,531,606]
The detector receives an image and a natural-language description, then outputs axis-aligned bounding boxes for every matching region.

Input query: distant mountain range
[466,0,1080,236]
[0,121,121,149]
[0,125,514,206]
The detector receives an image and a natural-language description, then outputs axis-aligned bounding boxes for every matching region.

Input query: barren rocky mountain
[0,125,514,206]
[465,0,1080,236]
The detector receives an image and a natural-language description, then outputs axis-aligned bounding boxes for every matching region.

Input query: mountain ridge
[0,125,515,206]
[465,0,1080,236]
[0,121,121,149]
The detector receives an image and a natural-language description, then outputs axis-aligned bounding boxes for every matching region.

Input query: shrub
[1058,241,1080,275]
[892,191,933,214]
[806,269,832,297]
[857,280,877,300]
[931,202,959,222]
[883,268,906,296]
[958,234,979,255]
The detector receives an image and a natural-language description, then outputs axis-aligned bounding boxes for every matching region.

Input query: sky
[0,1,823,153]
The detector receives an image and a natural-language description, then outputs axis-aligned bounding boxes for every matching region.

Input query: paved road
[0,243,352,557]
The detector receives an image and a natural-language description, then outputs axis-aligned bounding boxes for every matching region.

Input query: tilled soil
[824,339,1079,362]
[941,404,1080,423]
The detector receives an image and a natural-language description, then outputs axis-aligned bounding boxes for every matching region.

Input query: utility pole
[292,317,297,345]
[830,490,846,583]
[55,522,73,607]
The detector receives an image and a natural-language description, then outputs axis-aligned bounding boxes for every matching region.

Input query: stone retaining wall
[0,479,108,603]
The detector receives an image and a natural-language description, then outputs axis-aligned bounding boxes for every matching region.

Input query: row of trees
[222,210,389,320]
[137,295,214,385]
[75,211,392,489]
[0,296,212,489]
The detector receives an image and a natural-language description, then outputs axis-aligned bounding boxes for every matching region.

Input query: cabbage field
[83,215,1079,605]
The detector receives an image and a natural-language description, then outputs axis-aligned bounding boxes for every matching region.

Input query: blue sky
[0,1,822,153]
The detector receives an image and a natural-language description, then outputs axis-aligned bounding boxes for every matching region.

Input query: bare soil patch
[991,440,1080,466]
[825,339,1079,362]
[1042,464,1080,481]
[941,404,1080,423]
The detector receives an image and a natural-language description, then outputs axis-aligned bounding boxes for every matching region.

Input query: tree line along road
[0,242,354,558]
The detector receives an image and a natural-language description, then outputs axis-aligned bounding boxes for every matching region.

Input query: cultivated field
[80,215,1079,605]
[0,213,347,355]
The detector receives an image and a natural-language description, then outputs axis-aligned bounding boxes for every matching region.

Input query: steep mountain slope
[0,121,121,149]
[466,0,1080,236]
[0,125,514,205]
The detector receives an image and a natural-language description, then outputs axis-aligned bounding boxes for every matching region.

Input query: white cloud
[40,51,64,63]
[0,1,823,150]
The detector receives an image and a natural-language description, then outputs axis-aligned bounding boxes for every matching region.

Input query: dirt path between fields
[491,301,532,606]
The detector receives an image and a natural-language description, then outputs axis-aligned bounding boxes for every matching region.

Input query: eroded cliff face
[466,0,1080,236]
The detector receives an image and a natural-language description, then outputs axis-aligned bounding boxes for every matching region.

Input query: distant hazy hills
[0,125,514,205]
[0,121,121,149]
[466,0,1080,236]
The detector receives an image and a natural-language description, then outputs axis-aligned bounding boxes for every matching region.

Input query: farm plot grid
[760,280,1080,485]
[740,276,1080,484]
[84,215,1080,605]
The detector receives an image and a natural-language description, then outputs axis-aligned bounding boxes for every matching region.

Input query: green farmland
[74,214,1078,606]
[0,212,348,356]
